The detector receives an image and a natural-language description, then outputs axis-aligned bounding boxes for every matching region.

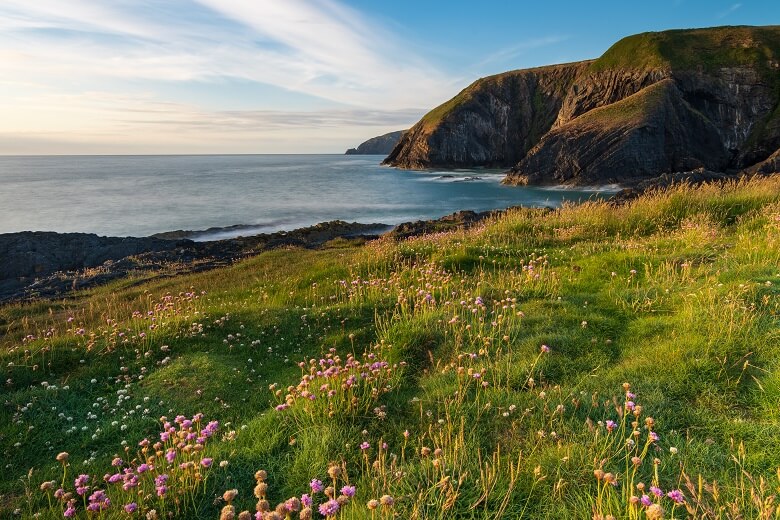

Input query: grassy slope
[590,25,780,73]
[2,179,780,519]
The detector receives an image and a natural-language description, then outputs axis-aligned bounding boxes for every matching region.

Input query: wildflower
[367,499,380,510]
[254,470,267,481]
[318,499,340,517]
[64,505,76,518]
[310,479,324,493]
[254,482,268,498]
[650,486,663,498]
[641,495,652,506]
[669,447,678,455]
[645,504,664,519]
[300,494,312,507]
[285,497,301,512]
[540,344,550,353]
[379,495,394,507]
[327,465,342,479]
[223,489,239,503]
[605,420,616,432]
[56,452,69,463]
[359,441,370,450]
[299,507,312,520]
[220,505,236,520]
[666,489,685,504]
[125,502,138,513]
[111,457,123,467]
[340,485,356,497]
[201,457,213,468]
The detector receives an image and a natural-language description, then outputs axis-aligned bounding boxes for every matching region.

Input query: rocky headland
[345,130,406,155]
[384,26,780,186]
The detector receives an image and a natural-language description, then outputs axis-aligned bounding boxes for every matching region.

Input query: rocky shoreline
[0,221,391,304]
[0,170,772,304]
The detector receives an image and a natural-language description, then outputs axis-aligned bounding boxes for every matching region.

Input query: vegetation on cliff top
[2,177,780,518]
[590,25,780,73]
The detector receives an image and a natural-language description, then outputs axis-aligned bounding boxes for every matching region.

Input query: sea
[0,155,617,240]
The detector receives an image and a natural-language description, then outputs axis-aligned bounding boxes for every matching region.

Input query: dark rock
[0,222,391,304]
[742,147,780,174]
[608,168,739,205]
[384,26,780,186]
[345,131,406,155]
[384,62,588,169]
[507,80,730,185]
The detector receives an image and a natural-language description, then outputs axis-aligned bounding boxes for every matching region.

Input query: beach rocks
[0,221,389,303]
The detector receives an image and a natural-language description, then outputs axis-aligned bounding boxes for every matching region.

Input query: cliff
[383,26,780,185]
[345,130,405,155]
[383,62,588,168]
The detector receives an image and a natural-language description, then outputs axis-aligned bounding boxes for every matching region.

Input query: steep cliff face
[383,62,589,168]
[385,25,780,186]
[508,80,729,185]
[345,130,405,155]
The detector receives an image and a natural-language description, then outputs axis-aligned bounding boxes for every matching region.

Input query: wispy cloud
[0,88,424,154]
[0,0,455,109]
[716,3,742,18]
[472,35,570,71]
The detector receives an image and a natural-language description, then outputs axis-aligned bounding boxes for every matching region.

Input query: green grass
[2,177,780,518]
[591,25,780,74]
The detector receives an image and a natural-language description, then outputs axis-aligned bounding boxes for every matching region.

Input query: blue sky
[0,0,776,154]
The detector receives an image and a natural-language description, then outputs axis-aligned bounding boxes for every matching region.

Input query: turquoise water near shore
[0,155,616,239]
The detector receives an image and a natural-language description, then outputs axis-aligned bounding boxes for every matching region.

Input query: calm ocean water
[0,155,615,240]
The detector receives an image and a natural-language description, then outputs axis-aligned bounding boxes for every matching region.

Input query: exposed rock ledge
[0,221,390,304]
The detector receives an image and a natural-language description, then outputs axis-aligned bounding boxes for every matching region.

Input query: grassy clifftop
[591,25,780,73]
[3,178,780,518]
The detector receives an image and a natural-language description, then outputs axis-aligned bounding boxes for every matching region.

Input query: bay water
[0,155,615,240]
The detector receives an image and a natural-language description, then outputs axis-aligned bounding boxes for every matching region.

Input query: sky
[0,0,777,155]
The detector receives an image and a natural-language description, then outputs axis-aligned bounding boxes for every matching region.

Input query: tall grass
[2,176,780,518]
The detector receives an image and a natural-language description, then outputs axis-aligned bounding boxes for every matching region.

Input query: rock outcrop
[384,62,588,168]
[383,26,780,186]
[345,131,405,155]
[0,222,390,303]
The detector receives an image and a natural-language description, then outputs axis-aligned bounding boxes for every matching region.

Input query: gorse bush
[2,176,780,518]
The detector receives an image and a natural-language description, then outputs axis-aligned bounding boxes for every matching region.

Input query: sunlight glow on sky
[0,0,776,154]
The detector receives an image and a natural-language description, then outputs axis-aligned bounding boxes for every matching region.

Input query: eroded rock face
[383,62,589,169]
[507,80,730,185]
[384,26,780,186]
[743,147,780,174]
[553,68,669,127]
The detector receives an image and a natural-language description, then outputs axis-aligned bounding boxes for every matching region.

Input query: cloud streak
[0,0,455,109]
[716,3,742,18]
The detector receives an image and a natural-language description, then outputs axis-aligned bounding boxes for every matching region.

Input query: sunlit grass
[2,176,780,518]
